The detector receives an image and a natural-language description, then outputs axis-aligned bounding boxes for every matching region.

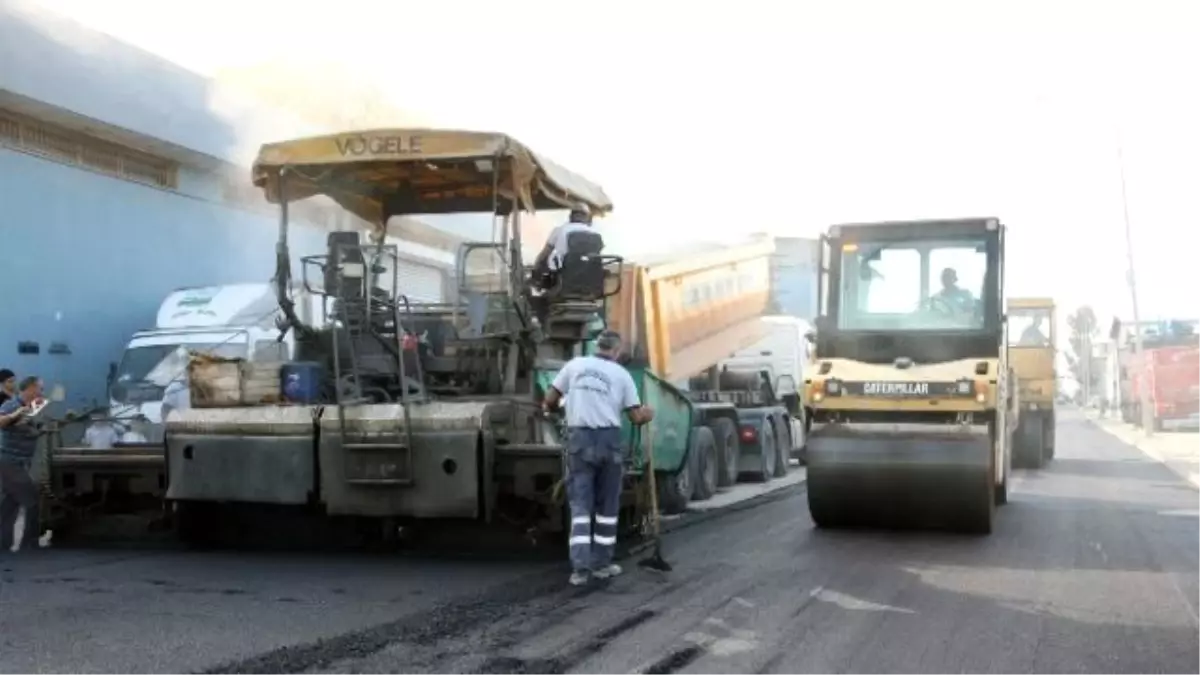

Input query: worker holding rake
[544,330,654,586]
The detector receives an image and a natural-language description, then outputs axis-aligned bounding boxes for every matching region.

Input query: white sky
[27,0,1200,325]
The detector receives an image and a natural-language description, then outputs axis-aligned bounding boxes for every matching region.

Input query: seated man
[532,205,594,284]
[529,205,600,330]
[931,267,976,316]
[1019,315,1049,346]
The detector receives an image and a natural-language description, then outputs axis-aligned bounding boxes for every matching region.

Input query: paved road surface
[2,410,1196,673]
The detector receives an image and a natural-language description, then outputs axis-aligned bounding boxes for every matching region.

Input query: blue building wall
[0,2,334,409]
[0,148,331,409]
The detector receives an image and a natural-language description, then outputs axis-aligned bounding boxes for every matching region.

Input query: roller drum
[806,421,995,534]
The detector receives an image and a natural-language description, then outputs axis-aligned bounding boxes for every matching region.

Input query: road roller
[803,217,1015,534]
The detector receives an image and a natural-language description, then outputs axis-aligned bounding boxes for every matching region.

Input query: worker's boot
[593,563,622,580]
[569,570,590,586]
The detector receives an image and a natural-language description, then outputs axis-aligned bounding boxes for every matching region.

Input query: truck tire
[770,414,790,478]
[689,426,718,502]
[657,465,691,516]
[709,418,740,489]
[748,420,777,482]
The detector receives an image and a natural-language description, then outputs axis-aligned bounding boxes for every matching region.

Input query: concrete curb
[622,476,807,558]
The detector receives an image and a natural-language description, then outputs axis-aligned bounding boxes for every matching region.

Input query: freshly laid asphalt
[1,409,1196,674]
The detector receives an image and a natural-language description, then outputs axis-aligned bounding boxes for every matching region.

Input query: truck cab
[104,283,322,439]
[716,315,811,460]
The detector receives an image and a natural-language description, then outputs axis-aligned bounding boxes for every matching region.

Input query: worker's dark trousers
[565,426,624,573]
[0,459,40,552]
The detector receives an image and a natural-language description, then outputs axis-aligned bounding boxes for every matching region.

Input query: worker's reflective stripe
[594,514,618,525]
[569,535,592,545]
[593,534,617,546]
[572,516,592,526]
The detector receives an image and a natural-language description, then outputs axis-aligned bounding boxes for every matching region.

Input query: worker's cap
[595,330,622,351]
[0,368,13,383]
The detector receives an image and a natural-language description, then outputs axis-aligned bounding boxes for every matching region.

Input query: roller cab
[1007,297,1057,467]
[804,218,1015,534]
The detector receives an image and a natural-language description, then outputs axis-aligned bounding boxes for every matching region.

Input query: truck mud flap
[806,422,994,532]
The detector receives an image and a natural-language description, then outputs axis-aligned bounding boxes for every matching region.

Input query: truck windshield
[112,342,248,404]
[838,238,988,331]
[1009,308,1053,347]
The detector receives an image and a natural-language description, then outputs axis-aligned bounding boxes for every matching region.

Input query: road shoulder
[1088,413,1199,488]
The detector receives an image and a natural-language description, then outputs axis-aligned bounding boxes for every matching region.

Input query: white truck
[716,315,812,461]
[102,283,323,439]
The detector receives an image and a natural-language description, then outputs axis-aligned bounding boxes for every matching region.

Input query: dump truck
[1007,297,1057,467]
[804,218,1015,534]
[607,242,806,513]
[1113,319,1199,430]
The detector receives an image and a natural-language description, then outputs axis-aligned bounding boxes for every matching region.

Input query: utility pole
[1117,134,1156,436]
[1082,328,1091,408]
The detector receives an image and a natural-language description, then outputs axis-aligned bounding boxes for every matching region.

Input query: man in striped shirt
[0,376,44,553]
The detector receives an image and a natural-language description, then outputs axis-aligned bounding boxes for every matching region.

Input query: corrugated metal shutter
[396,263,445,303]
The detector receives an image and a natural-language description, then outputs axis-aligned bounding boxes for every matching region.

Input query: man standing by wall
[0,368,15,406]
[0,376,45,553]
[543,330,654,586]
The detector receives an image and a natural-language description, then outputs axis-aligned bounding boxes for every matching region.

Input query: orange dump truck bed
[606,239,777,383]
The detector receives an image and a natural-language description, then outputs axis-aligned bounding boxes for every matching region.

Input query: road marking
[1157,509,1200,518]
[1166,569,1195,629]
[809,586,915,614]
[684,620,759,657]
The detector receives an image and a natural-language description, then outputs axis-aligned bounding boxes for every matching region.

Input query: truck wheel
[709,418,739,489]
[690,427,718,502]
[770,415,790,478]
[751,421,777,482]
[657,465,691,515]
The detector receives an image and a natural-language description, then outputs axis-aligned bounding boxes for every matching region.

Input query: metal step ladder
[329,242,426,487]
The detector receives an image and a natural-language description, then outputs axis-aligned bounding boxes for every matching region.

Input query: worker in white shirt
[533,205,594,277]
[543,330,654,586]
[529,205,597,333]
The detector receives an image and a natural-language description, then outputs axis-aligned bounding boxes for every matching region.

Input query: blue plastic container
[281,361,323,403]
